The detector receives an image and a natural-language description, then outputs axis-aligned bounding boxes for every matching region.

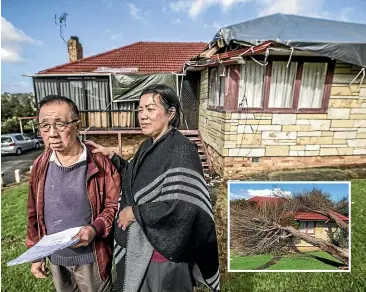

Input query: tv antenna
[55,12,68,44]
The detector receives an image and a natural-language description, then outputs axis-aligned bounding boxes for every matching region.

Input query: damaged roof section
[201,13,366,67]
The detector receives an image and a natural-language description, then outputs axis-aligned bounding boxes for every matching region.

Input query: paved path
[1,148,44,185]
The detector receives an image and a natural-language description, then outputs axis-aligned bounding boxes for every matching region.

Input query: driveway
[1,148,44,185]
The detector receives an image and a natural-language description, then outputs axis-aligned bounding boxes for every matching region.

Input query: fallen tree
[230,194,349,265]
[294,188,349,233]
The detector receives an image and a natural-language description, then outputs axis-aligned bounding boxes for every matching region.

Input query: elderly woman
[86,84,220,292]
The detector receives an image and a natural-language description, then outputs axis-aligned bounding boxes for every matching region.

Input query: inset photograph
[228,181,350,272]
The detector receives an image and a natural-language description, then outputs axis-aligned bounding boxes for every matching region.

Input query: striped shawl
[113,129,220,292]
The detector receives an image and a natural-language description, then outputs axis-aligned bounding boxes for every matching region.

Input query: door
[14,134,27,150]
[22,134,33,149]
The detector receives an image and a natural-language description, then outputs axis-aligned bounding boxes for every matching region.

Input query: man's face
[138,93,172,139]
[38,102,80,153]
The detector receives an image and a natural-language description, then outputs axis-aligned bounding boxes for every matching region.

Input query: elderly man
[27,95,120,292]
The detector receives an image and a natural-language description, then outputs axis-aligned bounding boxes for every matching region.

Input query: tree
[1,93,36,134]
[1,93,36,121]
[294,188,349,233]
[230,189,349,265]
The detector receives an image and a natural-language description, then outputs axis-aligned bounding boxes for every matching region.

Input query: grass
[1,183,54,292]
[230,251,344,271]
[266,251,344,270]
[230,254,274,270]
[222,179,366,292]
[2,179,366,292]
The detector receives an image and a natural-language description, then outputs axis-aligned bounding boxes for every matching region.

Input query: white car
[1,133,41,155]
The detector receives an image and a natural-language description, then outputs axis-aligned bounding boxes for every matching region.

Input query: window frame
[299,221,316,235]
[206,56,335,114]
[207,66,229,111]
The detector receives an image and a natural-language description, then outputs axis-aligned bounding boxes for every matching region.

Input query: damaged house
[187,13,366,178]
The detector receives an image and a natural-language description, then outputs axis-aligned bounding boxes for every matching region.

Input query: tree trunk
[310,209,349,233]
[281,226,349,265]
[328,211,349,233]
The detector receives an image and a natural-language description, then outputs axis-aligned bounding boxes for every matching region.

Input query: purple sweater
[44,161,95,266]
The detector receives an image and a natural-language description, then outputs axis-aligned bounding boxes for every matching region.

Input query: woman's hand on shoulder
[84,140,114,159]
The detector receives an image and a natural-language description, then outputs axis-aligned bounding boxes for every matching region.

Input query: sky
[229,182,350,202]
[1,0,366,93]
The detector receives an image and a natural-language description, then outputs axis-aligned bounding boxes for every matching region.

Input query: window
[59,81,85,110]
[15,135,24,141]
[34,77,119,128]
[298,62,328,109]
[207,57,333,113]
[268,61,297,108]
[85,80,108,110]
[208,67,226,108]
[299,221,315,234]
[1,137,13,143]
[238,61,265,108]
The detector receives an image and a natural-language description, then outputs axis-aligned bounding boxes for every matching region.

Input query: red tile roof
[39,42,207,74]
[248,196,349,222]
[294,211,349,221]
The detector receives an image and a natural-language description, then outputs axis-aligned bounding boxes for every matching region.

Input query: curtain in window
[268,61,297,108]
[111,101,137,127]
[298,62,327,109]
[85,80,108,110]
[307,221,315,233]
[238,61,265,108]
[59,81,85,110]
[34,79,58,99]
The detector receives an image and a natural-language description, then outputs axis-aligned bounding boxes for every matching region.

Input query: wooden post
[15,169,21,183]
[1,172,4,188]
[19,119,23,134]
[31,120,35,133]
[118,133,122,156]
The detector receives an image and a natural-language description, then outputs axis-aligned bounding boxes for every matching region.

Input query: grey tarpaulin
[210,13,366,67]
[112,73,177,102]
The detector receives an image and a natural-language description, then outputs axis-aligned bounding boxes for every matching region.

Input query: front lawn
[230,251,343,271]
[230,254,273,270]
[267,251,344,270]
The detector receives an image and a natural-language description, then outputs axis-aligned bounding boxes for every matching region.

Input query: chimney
[67,36,83,62]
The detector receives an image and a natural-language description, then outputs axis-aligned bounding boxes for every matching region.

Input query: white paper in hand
[7,226,82,266]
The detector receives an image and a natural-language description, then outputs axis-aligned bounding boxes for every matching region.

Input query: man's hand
[31,261,47,278]
[71,226,96,248]
[117,206,136,231]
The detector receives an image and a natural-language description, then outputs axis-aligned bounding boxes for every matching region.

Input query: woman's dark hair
[38,95,80,119]
[139,84,182,128]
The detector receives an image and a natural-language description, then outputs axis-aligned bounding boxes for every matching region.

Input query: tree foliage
[1,93,36,134]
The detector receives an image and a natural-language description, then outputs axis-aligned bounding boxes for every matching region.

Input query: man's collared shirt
[49,142,87,166]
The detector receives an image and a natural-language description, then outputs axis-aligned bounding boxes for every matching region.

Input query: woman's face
[138,93,174,141]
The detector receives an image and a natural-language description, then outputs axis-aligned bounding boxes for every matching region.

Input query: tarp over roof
[211,13,366,67]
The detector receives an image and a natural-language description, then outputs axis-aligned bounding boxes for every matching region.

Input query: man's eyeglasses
[37,120,80,132]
